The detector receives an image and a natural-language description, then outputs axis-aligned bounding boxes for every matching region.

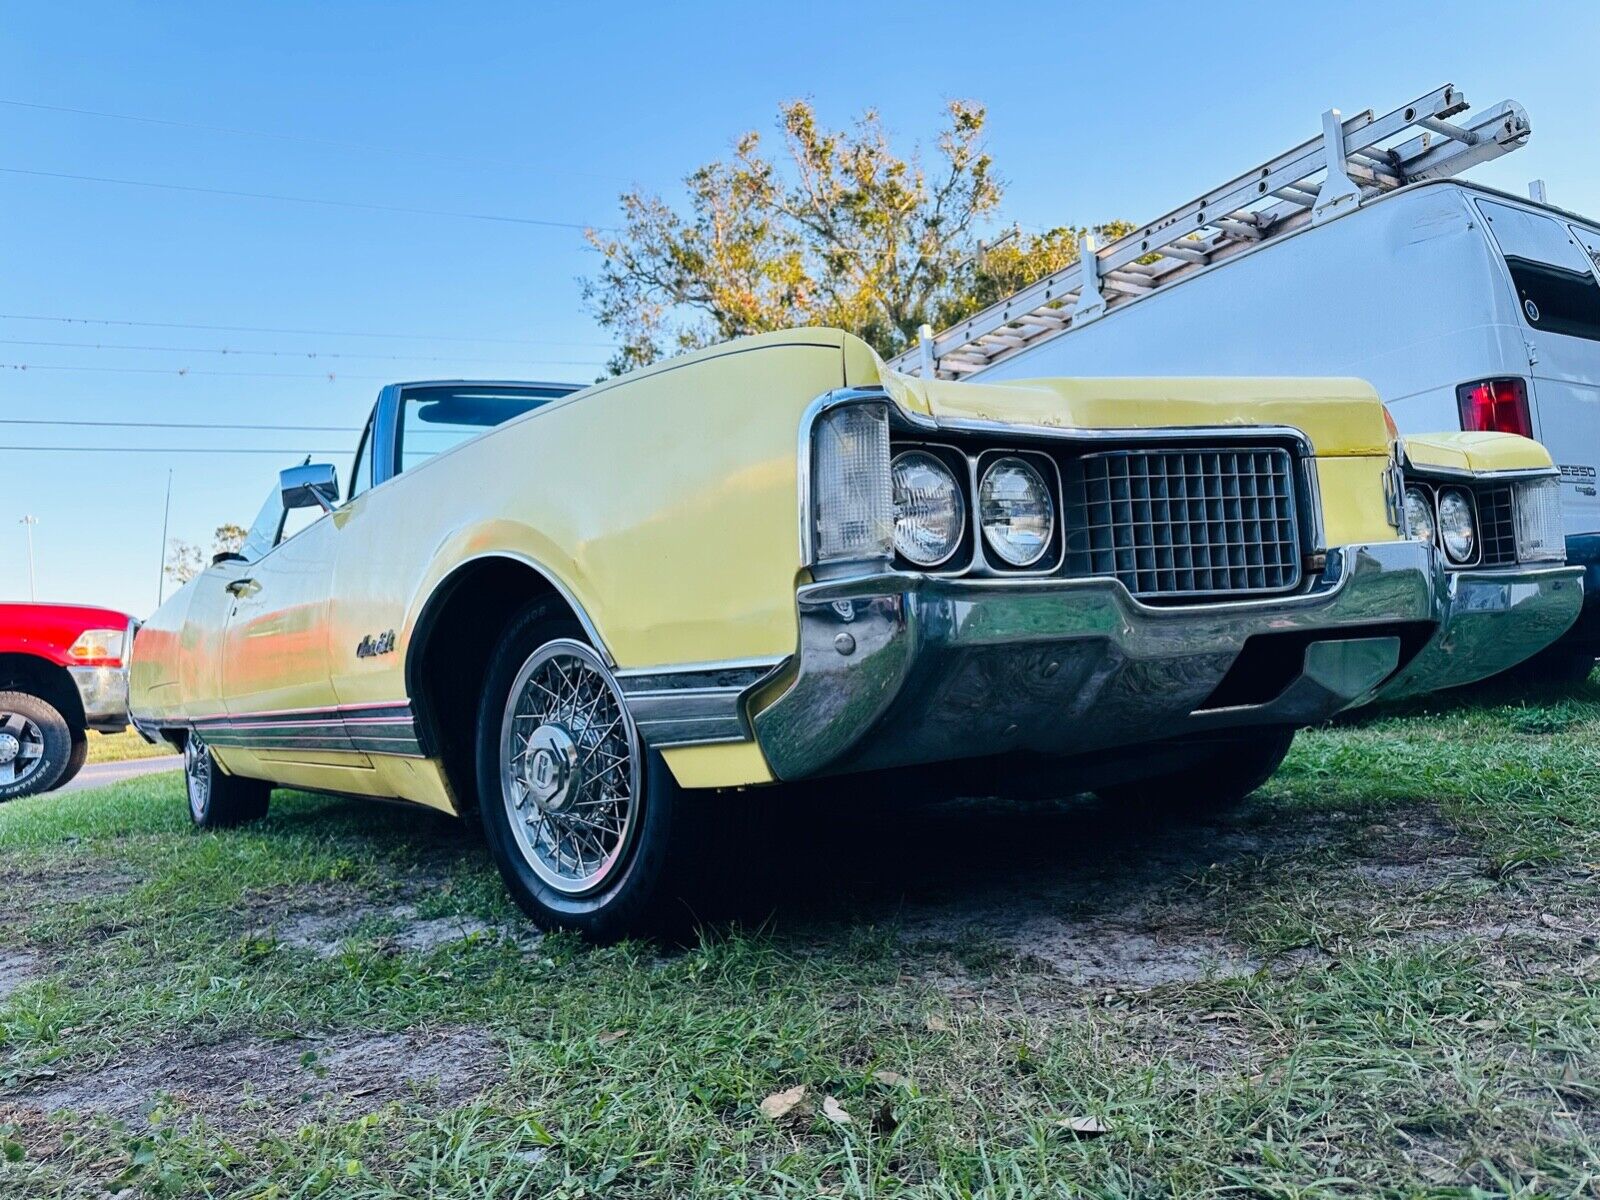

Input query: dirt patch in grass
[0,949,41,1001]
[241,887,540,957]
[4,1026,500,1133]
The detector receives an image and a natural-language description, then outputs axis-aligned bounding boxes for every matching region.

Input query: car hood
[877,369,1394,458]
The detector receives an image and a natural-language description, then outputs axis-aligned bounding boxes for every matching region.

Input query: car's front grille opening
[1062,447,1302,600]
[1476,484,1518,566]
[1195,622,1436,711]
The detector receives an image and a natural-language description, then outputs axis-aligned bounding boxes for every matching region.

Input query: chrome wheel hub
[0,712,44,786]
[525,723,582,812]
[500,639,640,897]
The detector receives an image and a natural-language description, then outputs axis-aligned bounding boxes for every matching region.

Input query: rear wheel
[475,600,684,940]
[0,691,72,801]
[1095,728,1297,813]
[184,732,271,827]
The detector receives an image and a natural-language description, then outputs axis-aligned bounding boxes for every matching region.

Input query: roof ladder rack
[892,84,1532,379]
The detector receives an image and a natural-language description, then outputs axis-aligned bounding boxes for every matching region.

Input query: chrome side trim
[187,702,425,758]
[408,550,617,668]
[616,661,784,748]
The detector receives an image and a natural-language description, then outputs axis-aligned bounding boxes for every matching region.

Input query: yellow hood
[1404,431,1554,474]
[877,368,1393,458]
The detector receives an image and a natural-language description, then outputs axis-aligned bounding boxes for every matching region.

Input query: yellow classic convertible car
[130,329,1582,936]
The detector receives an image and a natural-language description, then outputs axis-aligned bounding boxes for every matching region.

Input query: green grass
[84,728,178,765]
[3,679,1600,1197]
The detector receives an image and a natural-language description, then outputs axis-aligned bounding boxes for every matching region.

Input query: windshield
[396,384,572,474]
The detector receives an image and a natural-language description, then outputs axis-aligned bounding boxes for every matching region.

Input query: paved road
[59,756,181,795]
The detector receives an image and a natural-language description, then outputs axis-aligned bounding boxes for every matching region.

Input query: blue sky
[4,0,1597,615]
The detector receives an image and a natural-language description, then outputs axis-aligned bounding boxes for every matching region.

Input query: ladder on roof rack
[890,84,1531,380]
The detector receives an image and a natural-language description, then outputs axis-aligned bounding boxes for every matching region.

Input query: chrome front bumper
[749,541,1583,781]
[68,665,131,733]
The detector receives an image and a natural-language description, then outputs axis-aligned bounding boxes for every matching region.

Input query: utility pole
[19,515,38,601]
[156,470,173,607]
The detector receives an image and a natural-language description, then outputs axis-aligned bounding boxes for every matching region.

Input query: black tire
[183,731,271,828]
[51,733,89,792]
[0,690,73,801]
[475,598,687,941]
[1095,727,1297,813]
[1511,640,1596,688]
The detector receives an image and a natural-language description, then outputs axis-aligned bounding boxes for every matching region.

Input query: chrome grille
[1063,447,1302,599]
[1476,484,1518,566]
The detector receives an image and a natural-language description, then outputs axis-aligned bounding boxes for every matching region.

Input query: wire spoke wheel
[499,639,641,897]
[185,733,212,821]
[0,710,47,788]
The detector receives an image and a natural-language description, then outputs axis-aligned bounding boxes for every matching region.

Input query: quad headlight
[890,451,965,567]
[978,457,1055,567]
[1403,485,1435,545]
[1436,488,1477,563]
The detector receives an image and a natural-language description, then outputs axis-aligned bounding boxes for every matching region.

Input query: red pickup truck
[0,602,136,800]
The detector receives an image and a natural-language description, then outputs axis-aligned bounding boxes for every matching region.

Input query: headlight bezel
[1436,487,1479,565]
[889,447,968,569]
[976,451,1060,570]
[1402,484,1436,546]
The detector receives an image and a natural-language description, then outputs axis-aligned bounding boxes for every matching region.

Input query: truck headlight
[1403,486,1435,545]
[1513,477,1565,563]
[812,404,891,564]
[891,451,965,567]
[979,456,1054,567]
[1437,488,1477,564]
[68,629,127,667]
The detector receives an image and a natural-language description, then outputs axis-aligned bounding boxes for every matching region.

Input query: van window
[1478,200,1600,342]
[395,385,569,476]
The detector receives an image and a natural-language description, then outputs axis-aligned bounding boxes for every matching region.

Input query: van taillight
[1456,378,1533,438]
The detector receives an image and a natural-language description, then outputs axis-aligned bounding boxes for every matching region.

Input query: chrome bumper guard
[750,541,1582,781]
[68,665,131,733]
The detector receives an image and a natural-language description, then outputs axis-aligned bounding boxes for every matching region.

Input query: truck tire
[183,731,271,828]
[1095,727,1297,814]
[0,690,72,801]
[51,734,89,792]
[475,598,689,941]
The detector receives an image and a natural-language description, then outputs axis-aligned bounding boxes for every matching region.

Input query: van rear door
[1475,198,1600,538]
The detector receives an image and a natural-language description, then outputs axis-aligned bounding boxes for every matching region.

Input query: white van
[966,179,1600,675]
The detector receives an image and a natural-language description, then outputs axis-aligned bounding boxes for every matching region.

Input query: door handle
[225,578,260,598]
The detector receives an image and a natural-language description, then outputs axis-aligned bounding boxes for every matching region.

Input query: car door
[218,472,349,756]
[1476,199,1600,538]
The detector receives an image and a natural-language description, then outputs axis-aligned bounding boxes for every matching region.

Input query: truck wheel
[0,691,72,801]
[1095,727,1297,813]
[184,731,270,827]
[475,599,684,941]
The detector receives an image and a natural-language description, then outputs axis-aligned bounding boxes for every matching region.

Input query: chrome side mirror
[280,463,340,514]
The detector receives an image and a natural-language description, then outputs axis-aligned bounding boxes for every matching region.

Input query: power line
[0,336,606,367]
[0,418,361,432]
[0,98,635,185]
[1,361,394,382]
[0,166,611,231]
[0,312,618,349]
[2,446,356,455]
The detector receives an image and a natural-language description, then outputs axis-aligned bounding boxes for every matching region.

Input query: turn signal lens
[1456,378,1533,438]
[813,404,891,564]
[67,628,126,666]
[979,457,1054,567]
[1403,486,1435,544]
[1437,488,1477,563]
[891,451,965,567]
[1513,477,1565,562]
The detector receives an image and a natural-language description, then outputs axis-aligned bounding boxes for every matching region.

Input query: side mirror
[280,463,340,514]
